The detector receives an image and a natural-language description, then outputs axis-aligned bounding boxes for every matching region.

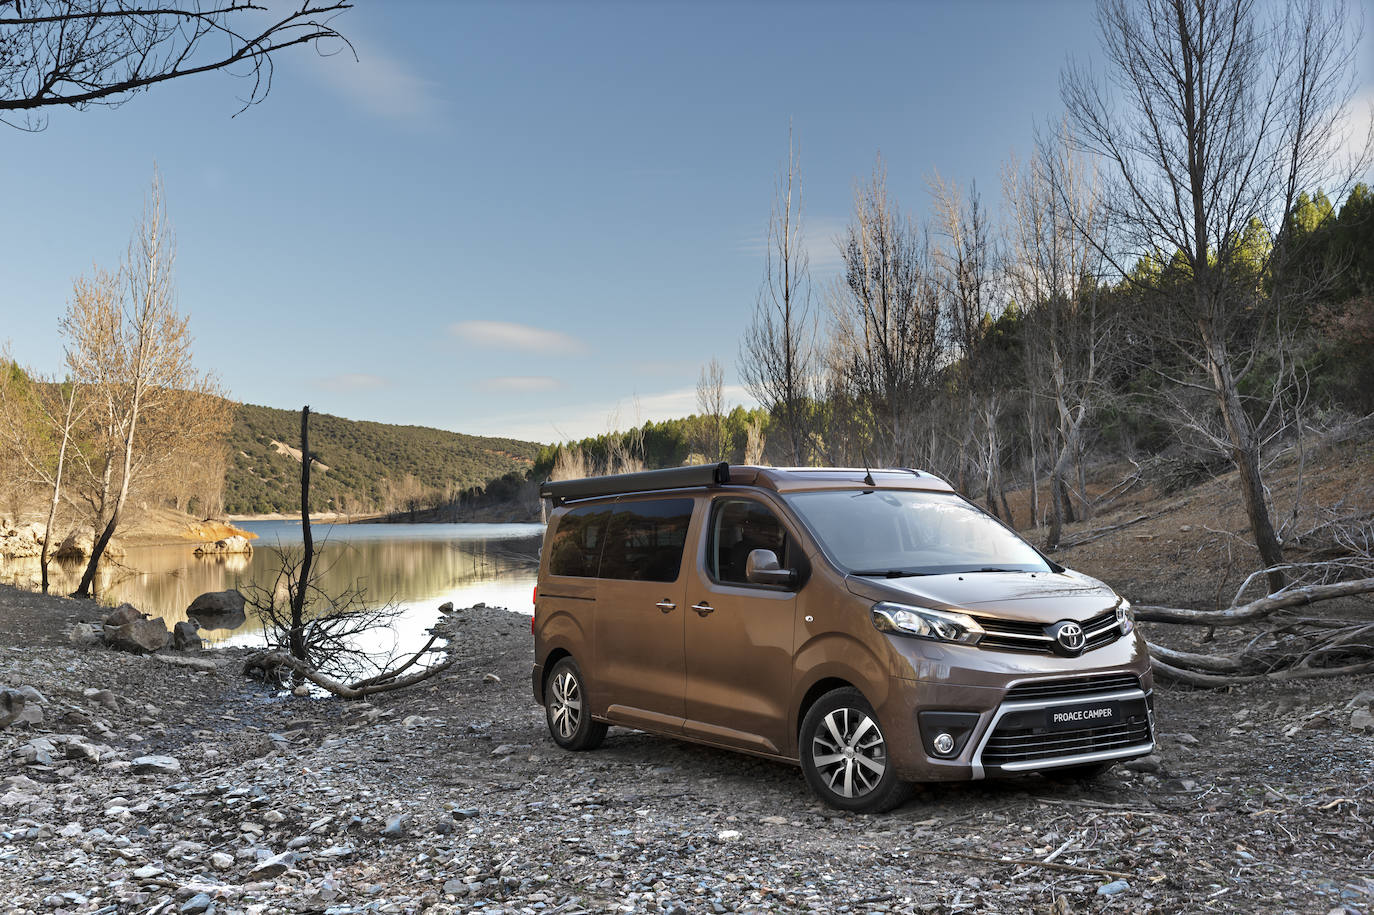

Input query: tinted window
[784,490,1050,575]
[709,499,792,585]
[548,505,611,577]
[597,499,694,582]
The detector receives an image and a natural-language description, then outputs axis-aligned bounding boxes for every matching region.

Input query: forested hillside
[224,404,541,515]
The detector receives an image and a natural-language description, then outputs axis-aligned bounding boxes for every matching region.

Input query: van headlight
[1116,598,1134,635]
[872,602,984,645]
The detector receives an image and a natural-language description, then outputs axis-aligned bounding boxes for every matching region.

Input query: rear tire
[799,688,913,813]
[544,657,607,751]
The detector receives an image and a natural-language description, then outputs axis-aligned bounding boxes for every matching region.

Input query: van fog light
[932,732,956,756]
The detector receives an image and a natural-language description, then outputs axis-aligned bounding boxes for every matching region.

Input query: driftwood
[1142,576,1374,687]
[244,613,461,699]
[1135,578,1374,625]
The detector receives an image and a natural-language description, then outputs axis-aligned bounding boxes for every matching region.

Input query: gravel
[1,583,1371,913]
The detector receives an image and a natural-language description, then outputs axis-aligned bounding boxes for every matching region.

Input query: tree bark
[291,406,313,663]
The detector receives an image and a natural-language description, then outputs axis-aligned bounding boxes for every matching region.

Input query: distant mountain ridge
[223,403,542,515]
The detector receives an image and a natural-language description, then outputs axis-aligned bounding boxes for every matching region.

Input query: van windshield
[783,489,1051,576]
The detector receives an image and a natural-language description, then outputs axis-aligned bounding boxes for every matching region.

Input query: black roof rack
[540,462,730,505]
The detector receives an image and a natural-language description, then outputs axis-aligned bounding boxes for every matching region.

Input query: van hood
[845,569,1119,623]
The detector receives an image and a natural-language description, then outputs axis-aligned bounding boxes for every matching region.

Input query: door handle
[655,599,676,613]
[691,602,714,617]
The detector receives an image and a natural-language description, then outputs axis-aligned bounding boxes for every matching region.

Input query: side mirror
[746,549,797,587]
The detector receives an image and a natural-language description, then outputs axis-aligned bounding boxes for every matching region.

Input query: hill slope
[223,404,541,515]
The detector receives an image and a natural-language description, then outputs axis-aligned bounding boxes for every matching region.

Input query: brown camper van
[531,464,1154,813]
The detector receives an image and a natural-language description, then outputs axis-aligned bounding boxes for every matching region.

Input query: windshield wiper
[967,567,1021,573]
[851,569,929,578]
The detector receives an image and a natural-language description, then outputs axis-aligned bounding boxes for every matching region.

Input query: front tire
[800,688,912,813]
[544,657,607,751]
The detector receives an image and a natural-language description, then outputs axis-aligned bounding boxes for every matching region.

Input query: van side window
[597,499,694,582]
[548,506,611,577]
[709,499,791,585]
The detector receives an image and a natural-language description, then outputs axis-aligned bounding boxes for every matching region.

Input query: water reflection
[0,521,544,652]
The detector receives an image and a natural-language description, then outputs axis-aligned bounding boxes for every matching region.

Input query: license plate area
[1045,701,1120,731]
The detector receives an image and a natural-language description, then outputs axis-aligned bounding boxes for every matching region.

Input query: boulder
[53,530,92,561]
[105,618,170,654]
[0,688,27,729]
[104,604,143,627]
[186,590,246,630]
[172,620,203,651]
[193,536,253,557]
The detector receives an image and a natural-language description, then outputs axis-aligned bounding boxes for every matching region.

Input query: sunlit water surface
[1,521,543,654]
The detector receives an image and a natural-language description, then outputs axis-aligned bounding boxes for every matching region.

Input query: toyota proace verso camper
[531,464,1154,812]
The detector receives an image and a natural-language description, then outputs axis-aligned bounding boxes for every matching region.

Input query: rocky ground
[0,585,1371,915]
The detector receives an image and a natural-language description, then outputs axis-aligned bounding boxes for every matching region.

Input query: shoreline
[1,583,1371,913]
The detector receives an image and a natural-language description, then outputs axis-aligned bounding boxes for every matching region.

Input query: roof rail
[540,462,730,505]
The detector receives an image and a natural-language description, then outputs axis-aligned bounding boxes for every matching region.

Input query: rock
[172,620,203,651]
[249,851,295,879]
[67,622,101,647]
[193,535,253,557]
[1125,754,1163,774]
[1352,708,1374,732]
[132,864,164,880]
[1097,879,1130,896]
[292,684,311,697]
[53,530,92,560]
[1174,732,1200,745]
[106,618,170,653]
[179,893,213,914]
[0,688,28,729]
[438,602,454,614]
[716,829,742,841]
[382,814,409,837]
[185,589,247,630]
[450,808,480,820]
[83,688,118,710]
[104,604,143,627]
[483,673,502,684]
[132,755,181,774]
[210,852,234,870]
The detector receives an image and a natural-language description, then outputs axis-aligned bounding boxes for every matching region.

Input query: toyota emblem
[1052,620,1086,654]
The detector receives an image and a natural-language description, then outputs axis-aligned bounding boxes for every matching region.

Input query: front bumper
[877,634,1155,782]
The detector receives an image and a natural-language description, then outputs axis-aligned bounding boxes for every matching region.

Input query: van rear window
[548,506,611,577]
[597,499,694,582]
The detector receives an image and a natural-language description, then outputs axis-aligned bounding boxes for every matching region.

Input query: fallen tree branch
[245,649,459,699]
[1135,578,1374,626]
[1145,642,1244,673]
[1057,514,1151,550]
[907,848,1131,880]
[1151,655,1374,687]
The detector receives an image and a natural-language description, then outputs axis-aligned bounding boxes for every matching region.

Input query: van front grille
[1004,673,1142,703]
[981,717,1152,767]
[977,608,1123,654]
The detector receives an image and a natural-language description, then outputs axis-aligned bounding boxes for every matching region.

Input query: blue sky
[2,1,1371,444]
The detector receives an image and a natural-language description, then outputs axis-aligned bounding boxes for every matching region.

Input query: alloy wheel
[549,669,582,741]
[810,706,888,798]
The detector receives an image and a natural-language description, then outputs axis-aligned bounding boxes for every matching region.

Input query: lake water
[0,521,544,652]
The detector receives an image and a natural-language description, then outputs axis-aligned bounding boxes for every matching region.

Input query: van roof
[539,463,954,505]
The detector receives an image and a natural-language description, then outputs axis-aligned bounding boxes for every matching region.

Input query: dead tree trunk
[291,406,313,663]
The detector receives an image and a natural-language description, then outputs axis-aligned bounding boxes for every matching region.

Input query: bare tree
[830,160,942,466]
[0,355,84,592]
[0,1,353,130]
[930,174,1006,515]
[1004,137,1111,550]
[63,171,222,598]
[740,128,815,465]
[695,357,727,463]
[1061,0,1369,590]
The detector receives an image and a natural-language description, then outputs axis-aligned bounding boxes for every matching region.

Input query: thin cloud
[312,39,442,122]
[314,373,389,391]
[449,320,588,354]
[736,215,848,276]
[471,384,759,443]
[481,375,561,393]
